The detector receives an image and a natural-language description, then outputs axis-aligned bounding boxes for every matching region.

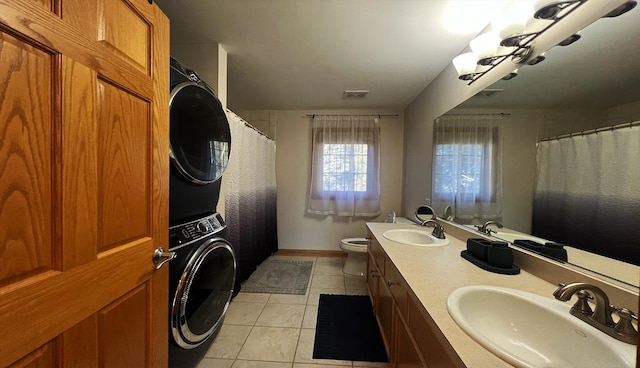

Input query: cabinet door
[377,275,394,359]
[0,1,169,366]
[367,251,379,309]
[396,316,427,368]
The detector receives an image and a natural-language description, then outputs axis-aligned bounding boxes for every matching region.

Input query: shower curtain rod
[305,114,398,118]
[226,108,274,140]
[539,120,640,142]
[243,120,273,140]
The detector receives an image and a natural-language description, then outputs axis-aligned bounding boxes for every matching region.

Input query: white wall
[275,109,404,251]
[170,43,228,105]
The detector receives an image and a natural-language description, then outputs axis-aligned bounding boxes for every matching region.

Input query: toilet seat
[340,238,368,253]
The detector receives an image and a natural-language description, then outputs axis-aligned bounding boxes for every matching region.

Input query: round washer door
[169,82,231,184]
[171,239,236,349]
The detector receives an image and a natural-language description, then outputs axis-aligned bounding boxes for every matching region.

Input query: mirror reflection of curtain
[225,110,278,291]
[432,115,503,223]
[308,115,381,217]
[532,123,640,265]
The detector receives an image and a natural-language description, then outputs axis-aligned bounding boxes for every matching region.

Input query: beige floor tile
[268,293,309,305]
[226,301,266,325]
[233,360,294,368]
[237,326,301,362]
[204,325,253,359]
[344,276,367,290]
[293,364,352,368]
[197,358,234,368]
[294,329,351,366]
[310,275,344,289]
[314,257,345,265]
[234,293,271,303]
[313,262,344,276]
[301,305,319,329]
[256,304,305,328]
[307,288,345,306]
[353,361,388,367]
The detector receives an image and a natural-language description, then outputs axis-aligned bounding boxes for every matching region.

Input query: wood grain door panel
[0,30,54,286]
[97,0,151,74]
[97,79,150,251]
[0,0,169,366]
[8,342,55,368]
[61,57,99,270]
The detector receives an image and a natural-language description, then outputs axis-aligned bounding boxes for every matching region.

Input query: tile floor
[197,255,388,368]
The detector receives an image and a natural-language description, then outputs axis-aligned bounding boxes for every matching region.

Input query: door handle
[153,247,176,269]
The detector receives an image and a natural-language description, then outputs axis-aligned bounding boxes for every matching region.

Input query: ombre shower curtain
[532,123,640,265]
[225,110,278,290]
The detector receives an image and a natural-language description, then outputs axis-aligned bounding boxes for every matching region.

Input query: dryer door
[169,82,231,184]
[171,239,236,349]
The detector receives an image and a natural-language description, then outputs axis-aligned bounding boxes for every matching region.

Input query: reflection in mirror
[414,205,436,224]
[433,5,640,289]
[442,205,454,221]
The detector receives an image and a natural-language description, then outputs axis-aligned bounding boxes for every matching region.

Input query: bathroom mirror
[414,205,436,223]
[433,5,640,289]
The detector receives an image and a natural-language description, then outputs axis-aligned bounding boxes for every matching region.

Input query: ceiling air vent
[475,89,504,97]
[343,90,369,99]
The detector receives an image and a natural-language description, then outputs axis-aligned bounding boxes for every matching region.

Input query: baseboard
[275,249,346,258]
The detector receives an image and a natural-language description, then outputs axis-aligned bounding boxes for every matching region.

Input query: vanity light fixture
[527,52,546,65]
[502,69,518,80]
[603,0,637,17]
[533,0,583,20]
[452,0,587,84]
[557,33,581,46]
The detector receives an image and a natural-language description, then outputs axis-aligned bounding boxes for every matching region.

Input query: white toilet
[339,238,369,276]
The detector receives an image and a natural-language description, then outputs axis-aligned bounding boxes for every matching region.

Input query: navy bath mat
[313,294,388,362]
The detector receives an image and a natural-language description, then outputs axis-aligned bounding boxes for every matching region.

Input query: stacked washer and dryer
[167,57,237,367]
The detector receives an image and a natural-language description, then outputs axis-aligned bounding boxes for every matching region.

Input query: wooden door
[0,0,169,366]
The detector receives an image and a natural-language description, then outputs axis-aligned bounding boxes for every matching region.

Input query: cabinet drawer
[385,260,409,320]
[369,234,386,275]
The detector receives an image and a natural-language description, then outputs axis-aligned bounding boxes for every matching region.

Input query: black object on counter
[462,238,520,275]
[513,240,568,262]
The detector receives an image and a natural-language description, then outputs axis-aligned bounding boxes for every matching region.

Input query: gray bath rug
[241,259,313,295]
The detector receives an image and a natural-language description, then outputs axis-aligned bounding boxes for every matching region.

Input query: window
[322,143,369,192]
[434,141,496,200]
[308,116,381,216]
[432,117,503,221]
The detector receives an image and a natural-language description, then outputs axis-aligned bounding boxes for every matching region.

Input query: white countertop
[367,222,565,367]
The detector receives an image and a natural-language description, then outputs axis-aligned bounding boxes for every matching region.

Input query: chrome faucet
[419,219,446,239]
[553,282,638,344]
[476,220,503,235]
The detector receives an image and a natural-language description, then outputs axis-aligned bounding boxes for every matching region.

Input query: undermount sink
[382,229,449,247]
[446,286,636,368]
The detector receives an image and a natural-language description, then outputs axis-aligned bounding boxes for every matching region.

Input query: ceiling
[153,0,513,110]
[154,0,640,111]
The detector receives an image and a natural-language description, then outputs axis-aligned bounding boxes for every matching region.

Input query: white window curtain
[432,115,503,223]
[308,115,381,217]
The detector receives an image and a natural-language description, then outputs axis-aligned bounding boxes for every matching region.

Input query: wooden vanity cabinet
[367,231,464,368]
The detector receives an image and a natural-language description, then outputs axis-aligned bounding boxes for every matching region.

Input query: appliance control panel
[169,213,226,248]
